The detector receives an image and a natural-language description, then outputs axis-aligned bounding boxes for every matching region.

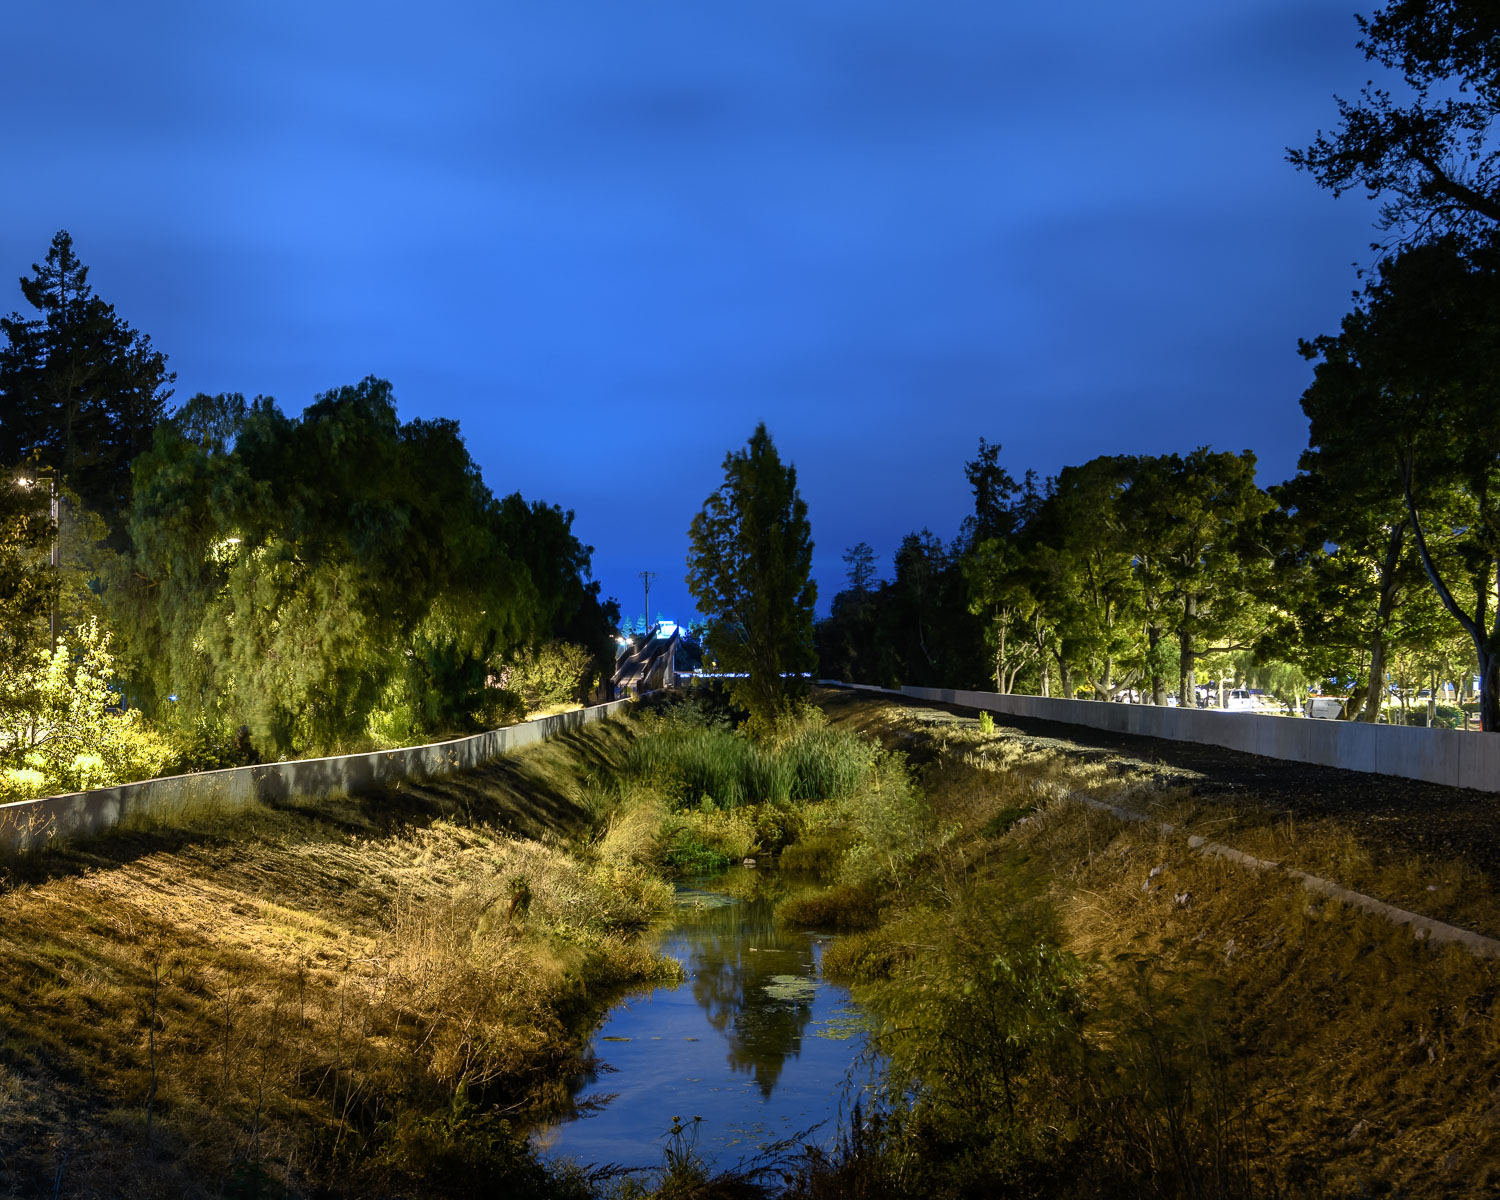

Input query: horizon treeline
[0,230,618,770]
[817,360,1492,726]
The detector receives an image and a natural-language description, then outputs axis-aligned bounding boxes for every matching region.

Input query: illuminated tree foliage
[818,442,1276,705]
[115,378,615,756]
[686,423,816,722]
[1298,239,1500,729]
[0,618,171,801]
[0,473,56,657]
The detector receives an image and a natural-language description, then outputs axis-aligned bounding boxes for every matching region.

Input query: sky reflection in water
[535,869,871,1169]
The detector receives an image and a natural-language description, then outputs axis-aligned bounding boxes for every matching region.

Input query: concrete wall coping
[817,680,1496,795]
[0,698,633,856]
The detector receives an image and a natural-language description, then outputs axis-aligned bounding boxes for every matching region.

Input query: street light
[15,469,59,653]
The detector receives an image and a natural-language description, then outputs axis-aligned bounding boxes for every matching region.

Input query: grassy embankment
[767,689,1500,1200]
[0,714,690,1199]
[9,685,1500,1199]
[0,693,891,1200]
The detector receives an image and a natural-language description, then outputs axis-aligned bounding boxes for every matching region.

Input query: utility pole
[639,570,658,635]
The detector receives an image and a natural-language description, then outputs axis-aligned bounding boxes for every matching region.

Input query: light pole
[16,469,59,653]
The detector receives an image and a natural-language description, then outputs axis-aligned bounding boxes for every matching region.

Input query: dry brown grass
[817,689,1500,1196]
[0,719,677,1199]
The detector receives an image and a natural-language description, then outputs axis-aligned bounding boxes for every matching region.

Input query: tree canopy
[1298,238,1500,728]
[115,377,616,756]
[1290,0,1500,242]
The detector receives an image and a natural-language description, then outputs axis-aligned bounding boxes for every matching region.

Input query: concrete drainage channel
[1040,780,1500,961]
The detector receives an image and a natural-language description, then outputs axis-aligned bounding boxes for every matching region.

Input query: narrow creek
[533,866,873,1170]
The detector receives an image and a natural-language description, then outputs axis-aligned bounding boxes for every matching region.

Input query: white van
[1221,689,1258,712]
[1304,696,1344,720]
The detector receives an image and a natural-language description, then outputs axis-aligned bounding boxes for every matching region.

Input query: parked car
[1304,696,1344,720]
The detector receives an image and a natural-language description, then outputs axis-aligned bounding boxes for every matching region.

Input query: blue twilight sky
[3,0,1385,624]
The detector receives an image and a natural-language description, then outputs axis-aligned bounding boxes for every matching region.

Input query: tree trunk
[1147,623,1166,706]
[1179,595,1197,708]
[1356,521,1406,722]
[1481,648,1500,732]
[1359,637,1388,723]
[1402,458,1500,732]
[994,606,1008,694]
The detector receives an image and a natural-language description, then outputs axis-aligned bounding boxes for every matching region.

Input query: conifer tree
[686,424,816,722]
[0,231,173,542]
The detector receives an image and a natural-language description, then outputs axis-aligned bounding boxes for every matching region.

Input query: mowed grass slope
[0,718,677,1199]
[802,689,1500,1198]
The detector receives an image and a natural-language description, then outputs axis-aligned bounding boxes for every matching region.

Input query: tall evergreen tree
[686,424,816,722]
[0,231,173,541]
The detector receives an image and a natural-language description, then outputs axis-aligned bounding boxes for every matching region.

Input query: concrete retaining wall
[0,699,632,855]
[827,682,1499,794]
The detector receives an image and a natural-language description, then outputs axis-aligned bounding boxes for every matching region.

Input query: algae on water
[763,974,817,1004]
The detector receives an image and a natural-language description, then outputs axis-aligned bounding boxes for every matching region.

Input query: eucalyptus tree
[1023,457,1142,701]
[1118,450,1274,707]
[1261,460,1440,720]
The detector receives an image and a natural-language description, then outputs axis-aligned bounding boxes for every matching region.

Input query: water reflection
[671,879,818,1097]
[535,868,867,1169]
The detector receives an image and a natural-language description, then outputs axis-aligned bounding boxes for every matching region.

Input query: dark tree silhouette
[0,231,173,542]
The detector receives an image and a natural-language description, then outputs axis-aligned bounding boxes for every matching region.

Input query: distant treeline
[0,231,616,769]
[819,236,1500,733]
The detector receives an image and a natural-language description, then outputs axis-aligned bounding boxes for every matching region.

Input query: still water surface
[534,868,871,1170]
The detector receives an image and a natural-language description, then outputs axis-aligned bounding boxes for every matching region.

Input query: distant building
[611,622,703,697]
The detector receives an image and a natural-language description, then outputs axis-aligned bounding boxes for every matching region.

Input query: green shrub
[662,807,755,874]
[162,720,257,774]
[499,641,596,714]
[778,880,884,932]
[837,750,933,886]
[0,619,173,798]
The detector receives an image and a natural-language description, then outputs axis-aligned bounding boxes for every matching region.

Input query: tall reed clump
[625,700,874,812]
[620,700,880,871]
